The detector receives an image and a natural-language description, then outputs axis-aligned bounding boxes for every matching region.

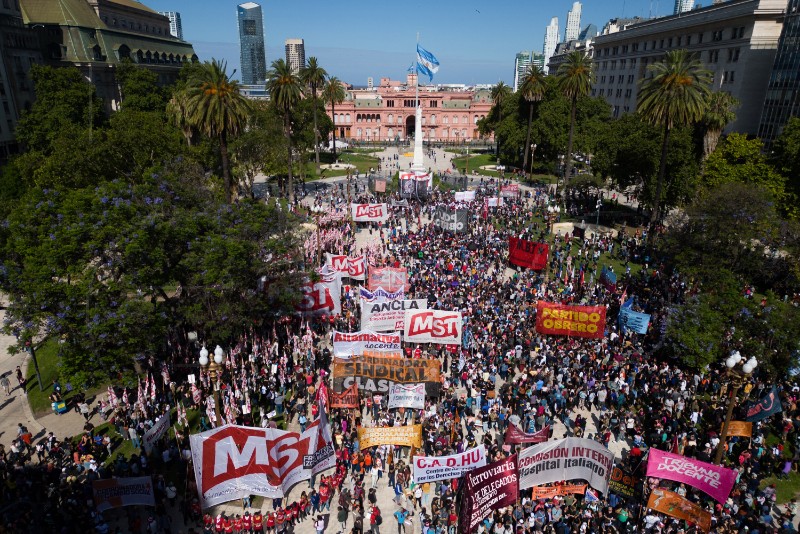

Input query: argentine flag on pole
[416,44,440,82]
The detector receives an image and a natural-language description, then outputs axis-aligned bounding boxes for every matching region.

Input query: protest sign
[455,191,476,202]
[433,207,469,233]
[504,424,549,444]
[608,466,639,499]
[367,267,409,293]
[361,298,427,332]
[619,307,650,334]
[745,386,782,422]
[142,412,170,454]
[508,238,549,270]
[500,184,520,197]
[326,254,366,280]
[332,354,441,396]
[518,437,614,494]
[388,383,426,409]
[359,286,404,302]
[529,484,588,500]
[93,476,155,512]
[351,203,389,223]
[412,445,487,484]
[331,331,402,357]
[403,309,463,345]
[646,448,737,504]
[357,424,422,450]
[723,421,753,437]
[647,487,712,532]
[297,272,342,316]
[330,383,359,409]
[535,302,606,339]
[459,455,519,534]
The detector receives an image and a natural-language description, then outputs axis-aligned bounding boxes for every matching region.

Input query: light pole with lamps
[528,143,537,185]
[714,351,758,464]
[198,345,224,426]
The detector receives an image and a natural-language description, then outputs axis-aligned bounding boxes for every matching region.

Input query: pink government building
[326,74,495,143]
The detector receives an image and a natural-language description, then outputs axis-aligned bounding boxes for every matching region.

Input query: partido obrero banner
[459,454,519,534]
[433,207,469,233]
[332,353,442,396]
[93,476,156,512]
[357,424,422,450]
[403,309,463,345]
[518,437,614,494]
[351,203,389,223]
[508,238,549,270]
[388,383,426,409]
[326,254,366,280]
[412,445,487,484]
[189,416,336,508]
[361,298,427,332]
[645,448,737,504]
[535,302,606,339]
[331,331,402,358]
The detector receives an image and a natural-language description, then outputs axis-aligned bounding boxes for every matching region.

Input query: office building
[513,51,545,91]
[565,2,583,42]
[578,23,598,40]
[758,0,800,145]
[674,0,695,14]
[543,17,560,74]
[590,0,784,134]
[367,77,374,89]
[159,11,183,39]
[237,2,266,85]
[285,38,305,75]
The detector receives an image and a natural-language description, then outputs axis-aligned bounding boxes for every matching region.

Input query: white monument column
[412,105,425,172]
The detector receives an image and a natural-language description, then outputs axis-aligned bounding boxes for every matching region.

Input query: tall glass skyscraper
[758,0,800,146]
[237,2,266,85]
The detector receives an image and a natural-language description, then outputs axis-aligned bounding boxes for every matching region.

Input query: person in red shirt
[233,515,243,534]
[215,513,225,533]
[265,511,276,534]
[319,481,331,511]
[252,511,264,533]
[204,513,214,532]
[242,512,252,534]
[275,506,286,532]
[224,515,234,534]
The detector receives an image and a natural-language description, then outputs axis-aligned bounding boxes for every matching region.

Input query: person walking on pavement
[393,508,411,534]
[0,374,10,396]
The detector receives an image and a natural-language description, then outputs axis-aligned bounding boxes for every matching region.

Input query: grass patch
[300,151,381,181]
[761,472,800,504]
[451,154,500,176]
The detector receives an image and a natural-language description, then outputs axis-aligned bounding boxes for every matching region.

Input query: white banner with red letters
[326,253,366,280]
[388,383,426,409]
[332,330,402,358]
[413,445,487,484]
[351,203,389,223]
[296,270,342,316]
[361,298,427,332]
[403,309,462,345]
[189,415,335,508]
[143,413,170,454]
[93,476,156,512]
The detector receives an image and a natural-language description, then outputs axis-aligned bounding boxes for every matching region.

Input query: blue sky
[144,0,674,85]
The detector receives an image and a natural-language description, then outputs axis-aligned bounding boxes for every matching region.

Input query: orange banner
[535,302,606,339]
[529,484,587,500]
[647,487,711,532]
[723,421,752,438]
[330,384,359,409]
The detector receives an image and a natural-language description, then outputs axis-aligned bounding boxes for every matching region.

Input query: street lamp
[529,143,537,184]
[714,351,758,464]
[199,344,224,426]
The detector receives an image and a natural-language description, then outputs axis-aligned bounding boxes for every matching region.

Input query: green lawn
[301,151,381,180]
[451,153,500,176]
[761,472,800,504]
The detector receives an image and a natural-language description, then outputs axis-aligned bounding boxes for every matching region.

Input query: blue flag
[619,307,650,334]
[745,386,783,422]
[416,44,440,82]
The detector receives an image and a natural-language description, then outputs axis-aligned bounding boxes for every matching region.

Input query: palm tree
[519,65,547,179]
[700,91,739,160]
[490,81,512,162]
[556,51,593,190]
[176,59,252,203]
[323,77,345,160]
[266,59,304,203]
[637,49,711,233]
[299,57,328,176]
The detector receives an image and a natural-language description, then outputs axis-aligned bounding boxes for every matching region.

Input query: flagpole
[415,32,420,108]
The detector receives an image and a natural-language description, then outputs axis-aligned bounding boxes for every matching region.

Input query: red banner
[459,455,519,534]
[500,184,520,197]
[330,383,359,409]
[504,424,549,444]
[367,267,409,293]
[508,238,549,270]
[535,302,606,339]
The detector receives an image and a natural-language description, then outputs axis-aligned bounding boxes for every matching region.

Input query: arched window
[388,128,394,138]
[335,114,340,124]
[373,128,379,138]
[117,44,130,60]
[346,113,350,123]
[462,129,467,138]
[474,115,479,124]
[430,114,436,125]
[462,115,468,124]
[388,114,394,124]
[357,128,362,137]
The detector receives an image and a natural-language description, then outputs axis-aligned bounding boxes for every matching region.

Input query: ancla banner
[93,476,156,512]
[646,448,737,504]
[647,487,712,532]
[142,412,170,454]
[361,298,427,332]
[330,383,359,409]
[459,455,519,534]
[367,267,409,293]
[388,383,426,409]
[535,302,606,339]
[745,386,782,422]
[351,203,389,223]
[412,445,487,484]
[326,254,366,280]
[357,424,422,450]
[508,238,549,270]
[403,309,463,345]
[189,415,335,508]
[433,207,469,233]
[331,331,402,358]
[504,424,549,445]
[518,437,614,494]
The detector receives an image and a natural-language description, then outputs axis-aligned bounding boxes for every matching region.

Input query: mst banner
[535,302,606,339]
[412,445,487,484]
[93,476,155,512]
[459,455,519,534]
[518,437,614,494]
[433,207,469,233]
[504,424,549,445]
[388,383,426,409]
[508,238,549,270]
[403,309,463,345]
[646,448,737,504]
[367,267,409,293]
[326,254,366,280]
[648,487,711,532]
[357,424,422,450]
[351,203,389,223]
[331,331,402,358]
[332,354,441,396]
[189,416,335,508]
[361,298,427,332]
[296,273,342,316]
[330,384,359,409]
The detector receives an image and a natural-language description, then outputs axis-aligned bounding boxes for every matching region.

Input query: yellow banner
[357,425,422,450]
[723,421,752,438]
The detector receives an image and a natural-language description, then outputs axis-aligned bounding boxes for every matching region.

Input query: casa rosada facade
[326,74,494,143]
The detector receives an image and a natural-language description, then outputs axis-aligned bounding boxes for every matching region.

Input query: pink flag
[646,448,737,504]
[149,374,156,401]
[192,383,202,405]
